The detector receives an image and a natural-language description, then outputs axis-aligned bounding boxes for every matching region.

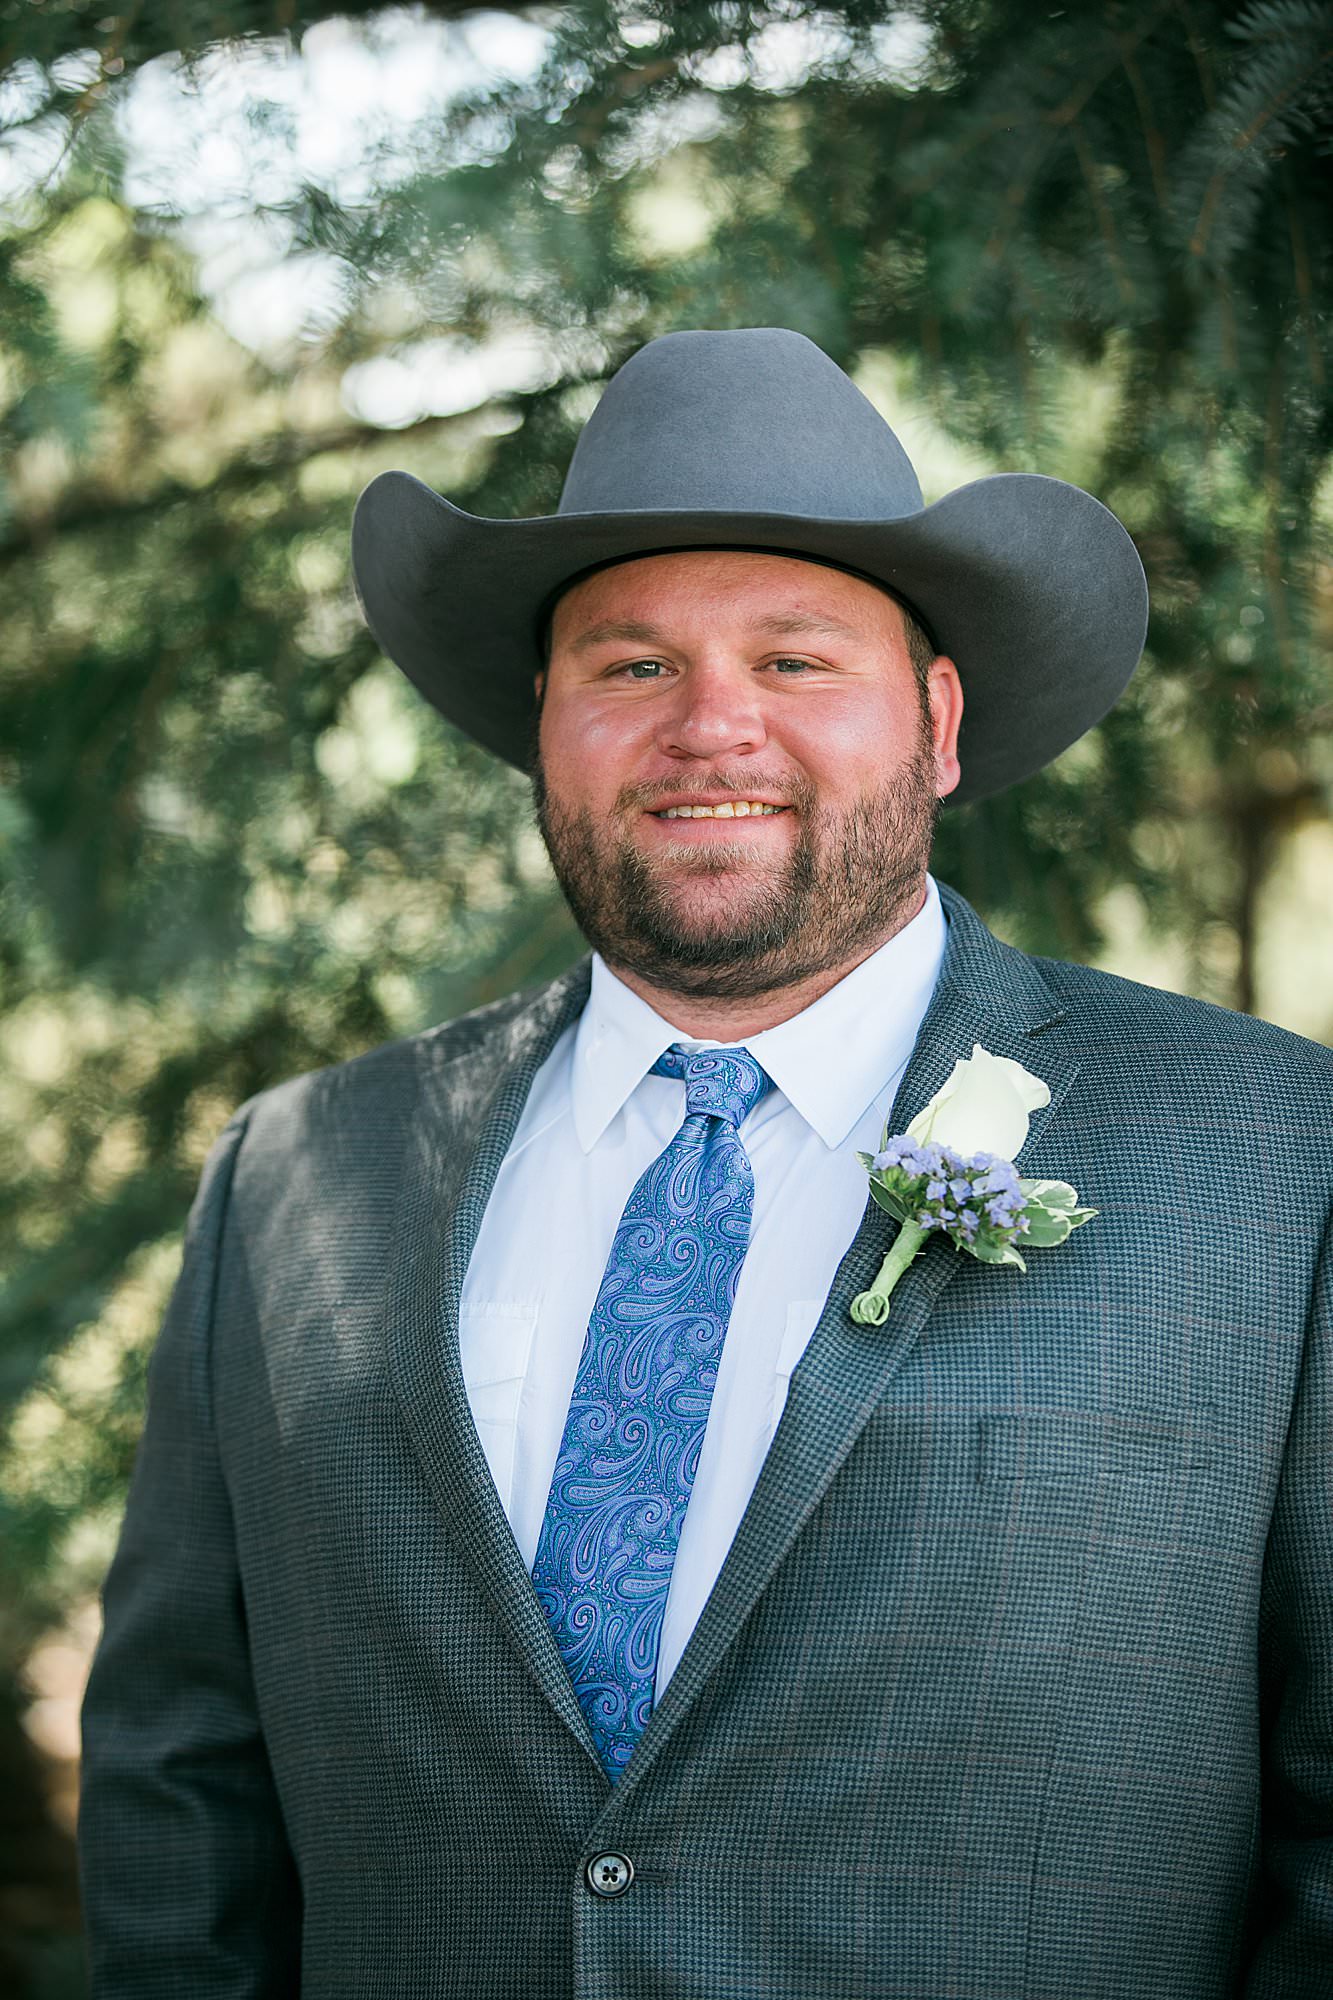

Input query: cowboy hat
[350,326,1147,805]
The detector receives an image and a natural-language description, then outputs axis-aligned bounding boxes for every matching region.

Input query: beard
[531,722,941,1003]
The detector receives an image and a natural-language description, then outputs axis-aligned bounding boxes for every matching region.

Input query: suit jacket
[79,881,1333,1998]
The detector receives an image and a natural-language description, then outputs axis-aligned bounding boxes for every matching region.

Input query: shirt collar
[570,874,948,1153]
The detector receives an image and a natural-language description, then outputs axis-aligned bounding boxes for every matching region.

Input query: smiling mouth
[650,802,791,819]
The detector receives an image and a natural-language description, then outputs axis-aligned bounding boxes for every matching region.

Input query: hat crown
[558,327,924,522]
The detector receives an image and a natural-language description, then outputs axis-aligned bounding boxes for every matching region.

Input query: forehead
[548,548,907,641]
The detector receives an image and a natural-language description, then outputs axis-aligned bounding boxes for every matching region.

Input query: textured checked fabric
[79,882,1333,1997]
[530,1045,772,1778]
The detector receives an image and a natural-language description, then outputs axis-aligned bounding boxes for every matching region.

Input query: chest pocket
[981,1408,1216,1481]
[978,1407,1219,1556]
[457,1303,539,1512]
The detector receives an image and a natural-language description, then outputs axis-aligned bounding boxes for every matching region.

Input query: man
[80,328,1333,1995]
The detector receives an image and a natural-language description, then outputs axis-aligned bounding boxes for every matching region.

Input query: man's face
[532,550,963,1001]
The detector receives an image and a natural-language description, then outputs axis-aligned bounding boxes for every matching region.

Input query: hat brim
[350,470,1147,807]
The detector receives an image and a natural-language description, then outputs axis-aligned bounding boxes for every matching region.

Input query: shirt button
[585,1852,634,1897]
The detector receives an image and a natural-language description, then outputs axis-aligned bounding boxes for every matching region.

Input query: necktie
[530,1044,773,1778]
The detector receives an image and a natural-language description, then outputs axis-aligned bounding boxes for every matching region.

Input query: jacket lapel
[383,959,607,1771]
[615,881,1083,1796]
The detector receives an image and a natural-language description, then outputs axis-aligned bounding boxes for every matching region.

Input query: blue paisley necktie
[530,1044,773,1779]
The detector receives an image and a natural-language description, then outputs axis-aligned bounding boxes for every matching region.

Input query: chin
[648,879,776,931]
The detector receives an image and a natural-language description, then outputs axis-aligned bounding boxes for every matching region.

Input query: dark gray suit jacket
[79,882,1333,1996]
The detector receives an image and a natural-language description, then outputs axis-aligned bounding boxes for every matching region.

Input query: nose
[655,657,768,761]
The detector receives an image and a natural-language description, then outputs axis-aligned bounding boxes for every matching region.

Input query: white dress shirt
[458,873,947,1694]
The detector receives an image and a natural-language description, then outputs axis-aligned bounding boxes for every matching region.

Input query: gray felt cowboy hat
[350,326,1148,806]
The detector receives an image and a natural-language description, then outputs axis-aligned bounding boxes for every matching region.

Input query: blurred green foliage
[0,0,1330,1988]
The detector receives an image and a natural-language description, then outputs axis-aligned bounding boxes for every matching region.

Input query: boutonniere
[850,1044,1096,1325]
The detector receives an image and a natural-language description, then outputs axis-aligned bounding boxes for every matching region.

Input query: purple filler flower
[868,1138,1038,1258]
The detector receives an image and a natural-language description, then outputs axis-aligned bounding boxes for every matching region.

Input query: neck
[604,880,929,1041]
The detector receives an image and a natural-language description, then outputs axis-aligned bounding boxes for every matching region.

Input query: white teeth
[658,802,784,818]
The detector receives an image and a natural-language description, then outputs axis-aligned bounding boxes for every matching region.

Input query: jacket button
[586,1852,634,1897]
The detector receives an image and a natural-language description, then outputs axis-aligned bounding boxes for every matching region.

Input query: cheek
[775,686,912,783]
[536,684,648,784]
[538,691,644,808]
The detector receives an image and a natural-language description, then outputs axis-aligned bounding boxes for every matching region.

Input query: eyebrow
[748,612,863,641]
[565,610,864,652]
[567,619,671,652]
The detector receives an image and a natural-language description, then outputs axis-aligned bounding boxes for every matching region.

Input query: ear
[927,658,964,801]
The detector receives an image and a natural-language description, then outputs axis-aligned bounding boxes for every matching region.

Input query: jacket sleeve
[79,1111,302,1997]
[1246,1202,1333,1993]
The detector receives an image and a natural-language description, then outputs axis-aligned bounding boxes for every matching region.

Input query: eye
[613,659,669,680]
[769,656,818,674]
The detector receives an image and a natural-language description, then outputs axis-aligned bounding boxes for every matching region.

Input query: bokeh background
[1,1,1330,1987]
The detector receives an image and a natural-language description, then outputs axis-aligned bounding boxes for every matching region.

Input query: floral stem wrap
[850,1217,929,1325]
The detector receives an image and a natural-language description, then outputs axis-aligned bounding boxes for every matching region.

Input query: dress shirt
[458,874,947,1695]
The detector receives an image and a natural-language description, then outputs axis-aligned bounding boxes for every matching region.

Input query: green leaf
[869,1181,911,1222]
[1020,1178,1080,1208]
[1018,1210,1073,1247]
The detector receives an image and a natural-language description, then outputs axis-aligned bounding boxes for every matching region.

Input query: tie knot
[651,1044,772,1126]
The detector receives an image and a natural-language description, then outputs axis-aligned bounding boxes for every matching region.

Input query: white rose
[905,1043,1050,1162]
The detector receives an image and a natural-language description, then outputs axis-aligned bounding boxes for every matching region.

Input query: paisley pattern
[530,1045,772,1778]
